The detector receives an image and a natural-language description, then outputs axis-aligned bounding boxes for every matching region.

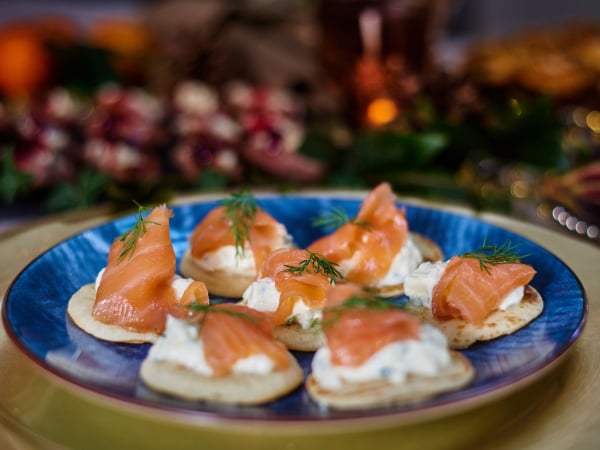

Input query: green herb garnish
[221,190,258,257]
[283,250,343,284]
[459,238,529,274]
[312,207,370,232]
[322,295,405,328]
[186,301,258,328]
[117,201,159,262]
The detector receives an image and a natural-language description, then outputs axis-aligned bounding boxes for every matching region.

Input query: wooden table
[1,194,599,450]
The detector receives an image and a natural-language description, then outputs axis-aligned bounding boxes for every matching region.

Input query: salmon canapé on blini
[240,248,342,351]
[140,303,303,404]
[405,241,543,349]
[306,284,474,410]
[308,182,442,297]
[180,191,294,298]
[67,204,209,343]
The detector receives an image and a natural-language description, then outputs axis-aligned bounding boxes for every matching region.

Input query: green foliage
[0,148,32,204]
[346,130,447,174]
[50,43,118,95]
[475,96,568,169]
[44,169,109,211]
[193,170,230,190]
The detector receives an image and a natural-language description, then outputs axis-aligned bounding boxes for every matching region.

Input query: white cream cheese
[231,354,275,374]
[242,277,322,329]
[404,261,448,308]
[404,261,527,311]
[242,277,280,312]
[338,237,424,287]
[290,300,323,329]
[194,245,257,276]
[191,224,293,276]
[498,286,525,310]
[311,324,451,390]
[147,315,277,376]
[95,268,105,292]
[374,237,424,287]
[147,315,213,375]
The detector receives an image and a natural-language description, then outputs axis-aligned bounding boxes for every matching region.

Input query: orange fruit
[0,27,51,98]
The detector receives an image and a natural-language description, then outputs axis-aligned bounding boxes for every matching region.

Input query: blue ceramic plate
[2,195,587,423]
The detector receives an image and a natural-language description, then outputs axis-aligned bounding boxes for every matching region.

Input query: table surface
[1,193,599,450]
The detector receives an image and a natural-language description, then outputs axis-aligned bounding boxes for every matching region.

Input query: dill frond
[312,207,370,232]
[220,190,258,257]
[117,201,159,262]
[321,295,405,328]
[283,249,343,284]
[459,238,530,274]
[186,301,259,329]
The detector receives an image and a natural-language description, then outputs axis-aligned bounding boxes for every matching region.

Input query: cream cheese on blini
[404,260,527,311]
[311,325,451,390]
[242,277,322,329]
[374,237,424,287]
[404,261,448,308]
[193,245,257,276]
[190,224,293,276]
[146,316,276,376]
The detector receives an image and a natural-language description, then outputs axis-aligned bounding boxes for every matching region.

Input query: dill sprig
[186,301,258,329]
[283,250,343,284]
[322,295,405,328]
[117,201,159,262]
[459,238,530,274]
[220,190,258,257]
[312,207,370,232]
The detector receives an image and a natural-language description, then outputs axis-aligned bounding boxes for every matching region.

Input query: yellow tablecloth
[1,194,599,450]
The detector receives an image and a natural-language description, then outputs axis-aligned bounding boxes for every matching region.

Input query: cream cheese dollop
[311,324,451,390]
[404,261,448,308]
[146,315,276,376]
[193,245,257,276]
[191,224,293,276]
[242,277,322,329]
[373,237,424,288]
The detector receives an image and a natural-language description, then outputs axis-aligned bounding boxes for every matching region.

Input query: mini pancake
[67,284,161,343]
[237,295,326,351]
[406,285,544,349]
[273,321,326,352]
[140,353,303,405]
[306,351,473,410]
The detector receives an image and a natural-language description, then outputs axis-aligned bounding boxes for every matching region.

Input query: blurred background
[1,0,600,244]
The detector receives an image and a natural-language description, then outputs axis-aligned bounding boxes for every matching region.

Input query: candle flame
[366,97,398,126]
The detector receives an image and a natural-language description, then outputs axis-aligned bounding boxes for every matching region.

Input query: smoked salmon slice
[257,248,337,325]
[431,256,536,326]
[322,285,421,367]
[93,204,209,333]
[199,303,291,376]
[308,182,408,284]
[189,205,287,271]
